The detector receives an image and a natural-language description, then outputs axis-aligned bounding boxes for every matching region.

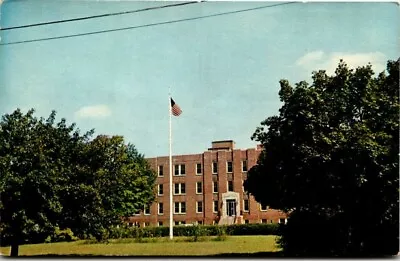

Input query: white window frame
[158,184,164,196]
[158,221,163,227]
[243,199,249,212]
[227,180,234,192]
[212,162,218,174]
[242,160,248,172]
[260,204,269,211]
[196,182,202,194]
[279,218,287,224]
[158,202,164,215]
[213,201,219,213]
[174,183,186,195]
[196,163,202,175]
[196,201,203,213]
[213,181,218,193]
[174,202,186,214]
[174,164,186,176]
[158,165,164,176]
[144,205,150,215]
[227,161,233,173]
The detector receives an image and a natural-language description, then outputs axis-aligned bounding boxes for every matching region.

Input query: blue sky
[0,1,398,157]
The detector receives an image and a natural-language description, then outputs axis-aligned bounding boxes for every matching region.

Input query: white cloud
[295,51,387,75]
[75,105,111,119]
[295,50,325,67]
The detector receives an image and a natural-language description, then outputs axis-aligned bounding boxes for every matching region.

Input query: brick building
[127,140,287,227]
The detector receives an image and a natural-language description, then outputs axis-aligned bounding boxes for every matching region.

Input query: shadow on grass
[207,251,285,257]
[16,252,396,258]
[14,252,285,258]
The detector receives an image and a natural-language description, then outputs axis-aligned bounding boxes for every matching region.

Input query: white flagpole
[168,88,173,240]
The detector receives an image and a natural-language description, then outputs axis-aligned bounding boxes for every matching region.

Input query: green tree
[0,109,90,256]
[0,109,156,256]
[244,59,399,256]
[61,135,156,240]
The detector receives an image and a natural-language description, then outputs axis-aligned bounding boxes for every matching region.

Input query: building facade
[127,140,287,227]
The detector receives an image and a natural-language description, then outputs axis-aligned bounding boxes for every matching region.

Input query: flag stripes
[170,98,182,116]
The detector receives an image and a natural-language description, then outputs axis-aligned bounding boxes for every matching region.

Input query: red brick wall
[127,143,287,227]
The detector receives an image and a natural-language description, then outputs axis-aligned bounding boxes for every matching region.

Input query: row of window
[157,181,235,196]
[144,200,268,215]
[158,160,248,176]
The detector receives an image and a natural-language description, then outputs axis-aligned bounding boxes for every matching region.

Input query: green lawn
[0,235,281,257]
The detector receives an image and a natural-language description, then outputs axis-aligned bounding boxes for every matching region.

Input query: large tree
[0,109,156,256]
[244,59,399,256]
[59,135,156,240]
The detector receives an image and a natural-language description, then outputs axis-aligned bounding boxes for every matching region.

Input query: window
[279,218,287,224]
[196,201,203,213]
[174,202,186,214]
[174,183,186,195]
[174,164,186,176]
[175,221,186,226]
[262,219,267,224]
[213,181,218,193]
[242,160,248,172]
[144,222,150,227]
[196,163,202,174]
[212,162,218,174]
[158,221,163,227]
[243,199,249,212]
[227,161,233,173]
[144,205,150,215]
[158,165,164,176]
[158,203,164,215]
[245,220,249,224]
[213,201,219,213]
[260,204,268,211]
[228,180,234,192]
[196,182,202,194]
[158,184,163,195]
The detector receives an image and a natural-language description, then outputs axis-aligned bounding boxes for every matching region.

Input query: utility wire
[0,2,296,46]
[0,1,202,31]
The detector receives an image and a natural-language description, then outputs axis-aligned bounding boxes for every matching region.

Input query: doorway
[226,199,236,216]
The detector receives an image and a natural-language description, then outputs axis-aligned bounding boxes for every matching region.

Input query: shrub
[107,223,279,239]
[45,227,79,243]
[191,225,206,242]
[226,223,280,236]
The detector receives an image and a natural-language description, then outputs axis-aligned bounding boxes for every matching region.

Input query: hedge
[1,223,281,246]
[109,223,280,239]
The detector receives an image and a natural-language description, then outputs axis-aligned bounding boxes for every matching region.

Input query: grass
[0,235,281,257]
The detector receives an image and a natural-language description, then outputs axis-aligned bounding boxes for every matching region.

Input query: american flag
[170,98,182,116]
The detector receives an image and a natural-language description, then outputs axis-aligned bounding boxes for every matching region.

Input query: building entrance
[226,199,236,216]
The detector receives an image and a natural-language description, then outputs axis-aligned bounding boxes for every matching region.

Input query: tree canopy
[0,109,156,256]
[244,59,399,256]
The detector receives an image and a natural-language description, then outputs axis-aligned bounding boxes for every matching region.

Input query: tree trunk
[10,233,19,257]
[10,242,19,257]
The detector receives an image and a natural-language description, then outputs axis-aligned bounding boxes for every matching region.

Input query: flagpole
[168,88,173,240]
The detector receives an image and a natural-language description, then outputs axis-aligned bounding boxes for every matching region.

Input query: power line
[0,1,202,31]
[0,2,296,46]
